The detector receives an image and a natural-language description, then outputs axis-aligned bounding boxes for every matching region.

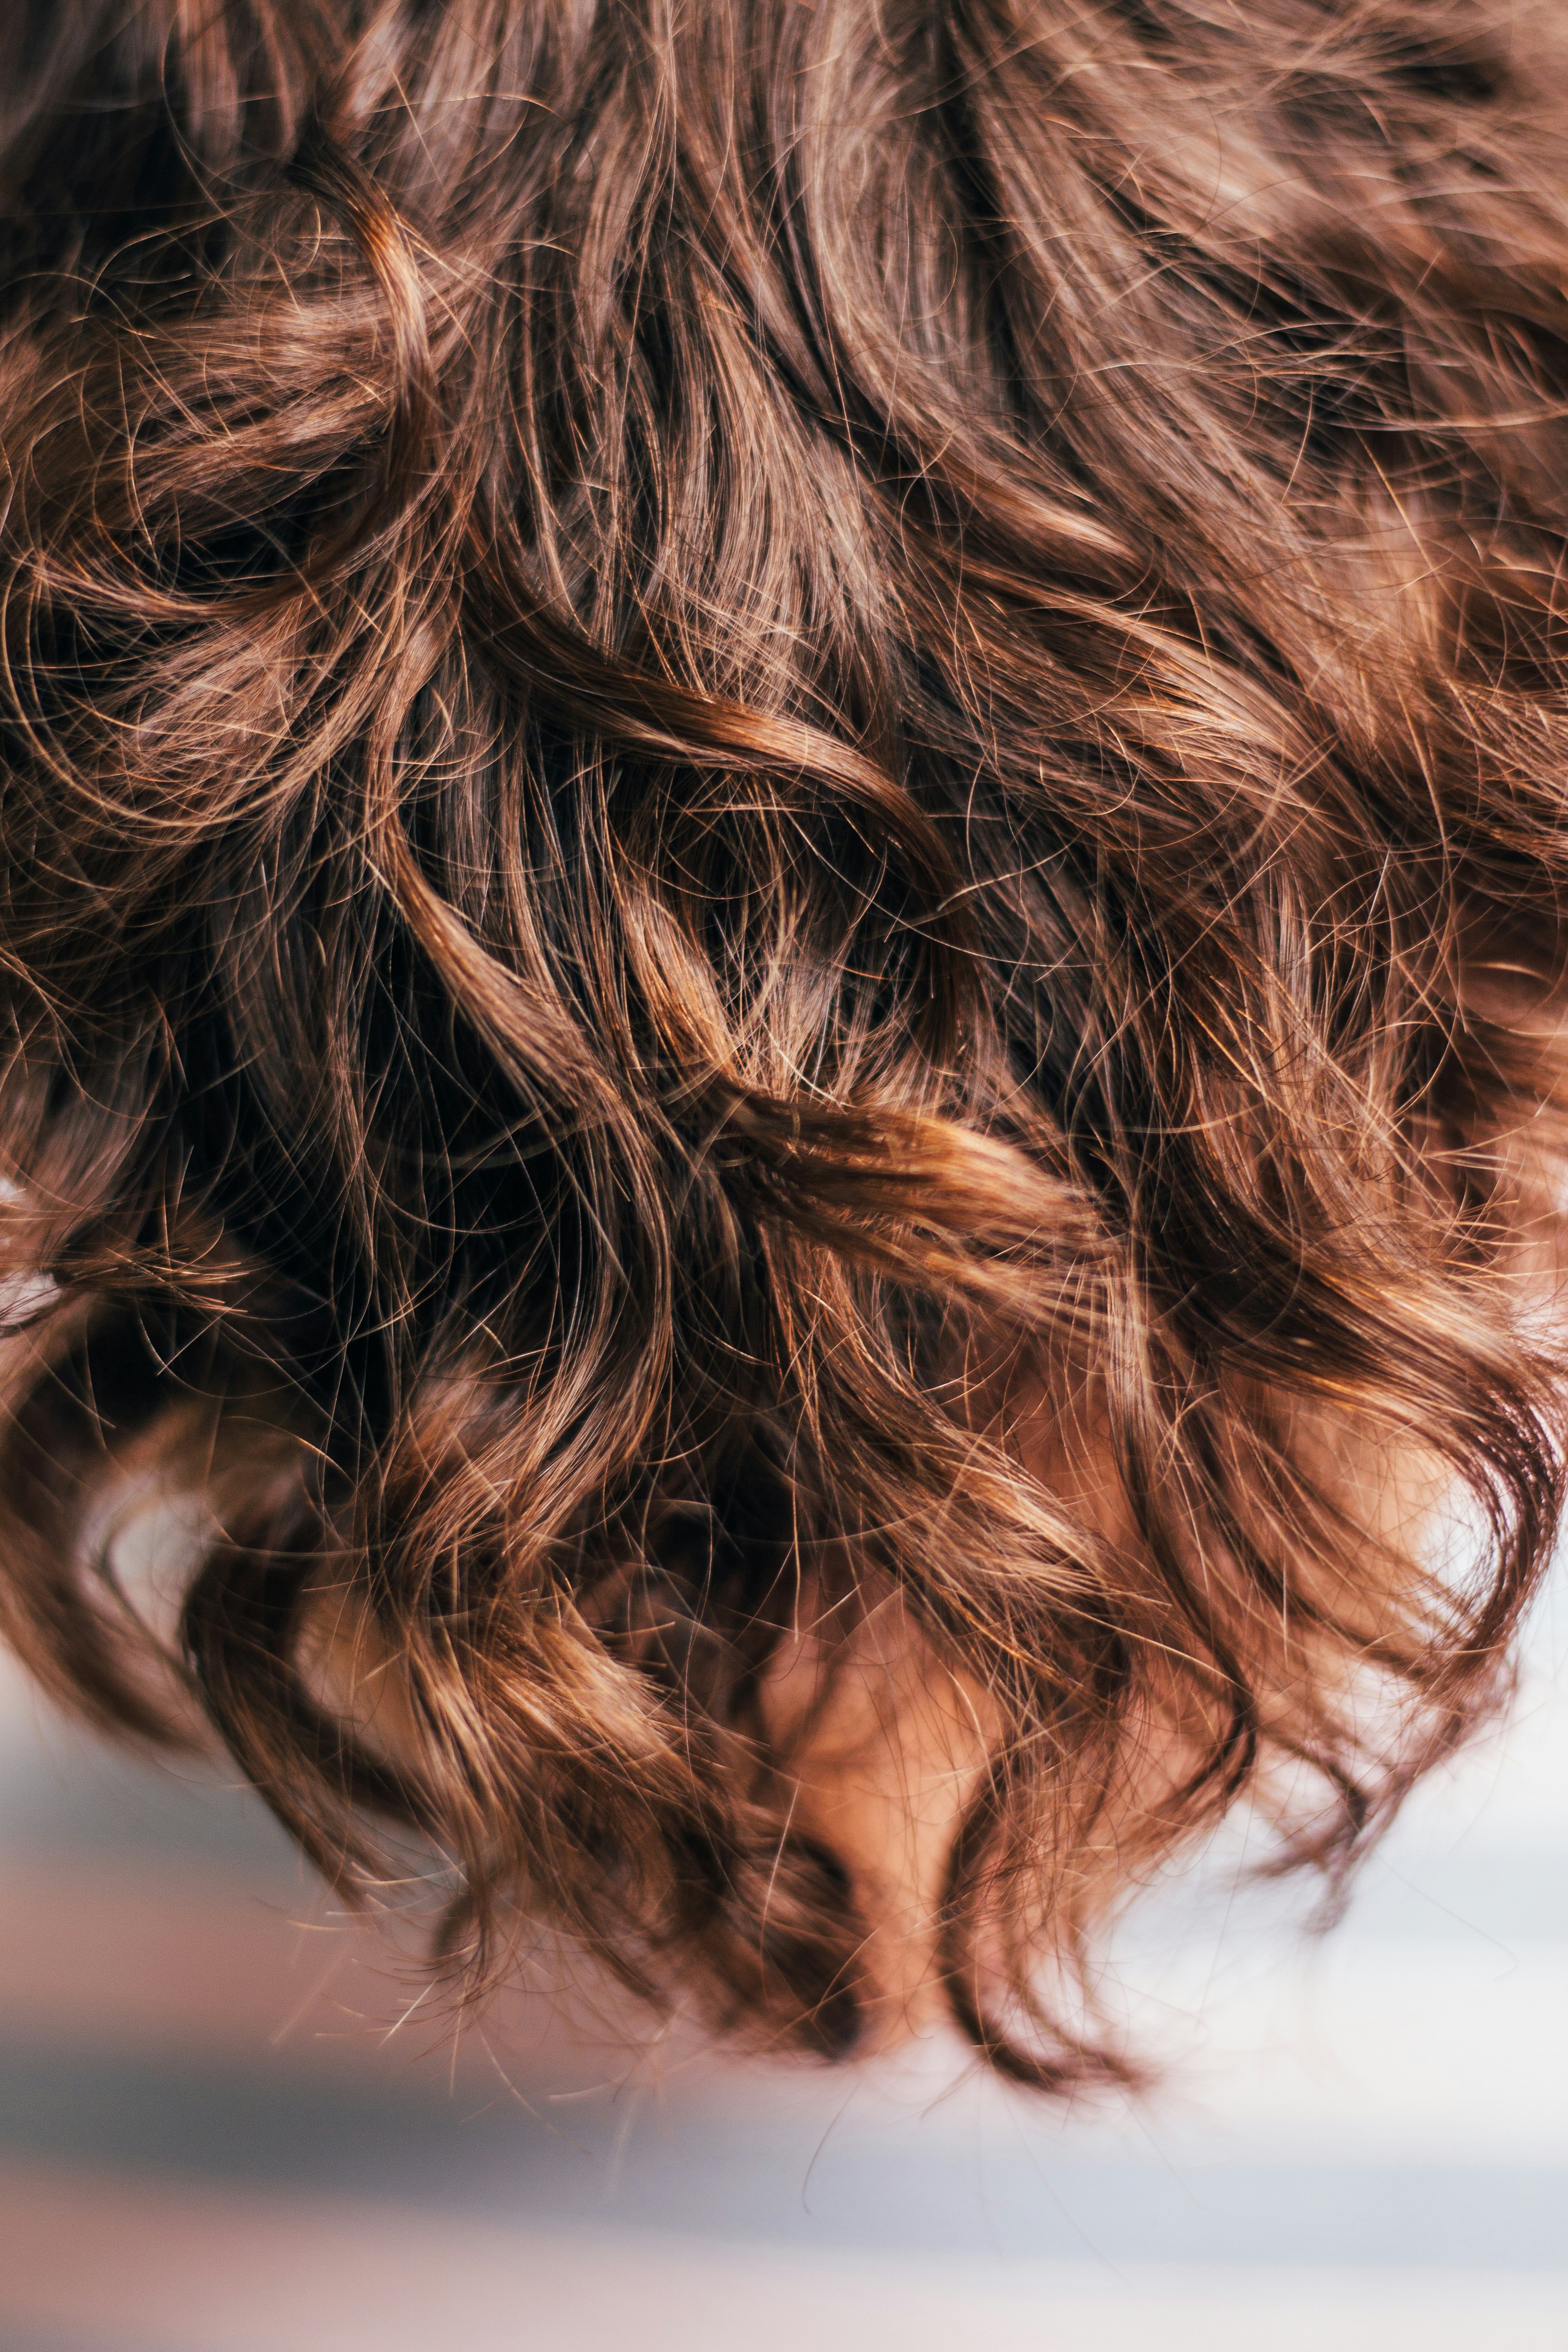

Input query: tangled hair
[2,0,1568,2087]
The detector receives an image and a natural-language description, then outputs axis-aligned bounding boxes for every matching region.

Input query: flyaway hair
[0,0,1567,2083]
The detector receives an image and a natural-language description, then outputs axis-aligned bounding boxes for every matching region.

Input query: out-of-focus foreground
[0,1583,1562,2352]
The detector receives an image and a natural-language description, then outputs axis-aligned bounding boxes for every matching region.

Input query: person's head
[1,0,1565,2085]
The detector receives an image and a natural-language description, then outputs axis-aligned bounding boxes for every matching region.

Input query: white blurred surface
[0,1572,1562,2345]
[1,2167,1564,2352]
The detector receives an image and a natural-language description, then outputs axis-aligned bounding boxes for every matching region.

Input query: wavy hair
[0,0,1566,2084]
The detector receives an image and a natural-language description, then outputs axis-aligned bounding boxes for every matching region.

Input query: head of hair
[0,0,1565,2085]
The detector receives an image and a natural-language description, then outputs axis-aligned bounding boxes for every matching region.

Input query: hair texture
[1,0,1567,2086]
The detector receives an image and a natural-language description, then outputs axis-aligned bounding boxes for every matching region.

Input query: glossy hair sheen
[1,0,1566,2084]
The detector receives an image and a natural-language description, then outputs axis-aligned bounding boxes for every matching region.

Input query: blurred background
[0,1569,1562,2351]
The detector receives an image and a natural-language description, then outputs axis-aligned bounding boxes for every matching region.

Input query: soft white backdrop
[0,1568,1561,2349]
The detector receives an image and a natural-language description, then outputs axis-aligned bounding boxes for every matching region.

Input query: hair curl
[0,0,1566,2086]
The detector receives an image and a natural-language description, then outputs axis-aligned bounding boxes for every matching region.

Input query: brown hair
[0,0,1566,2087]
